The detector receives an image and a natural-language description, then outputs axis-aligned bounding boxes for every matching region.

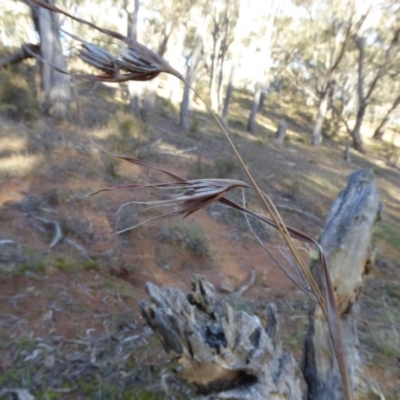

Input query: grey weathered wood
[141,275,302,399]
[275,119,287,144]
[344,142,351,162]
[303,169,381,400]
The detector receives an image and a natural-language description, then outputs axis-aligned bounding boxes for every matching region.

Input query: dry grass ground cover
[0,79,400,399]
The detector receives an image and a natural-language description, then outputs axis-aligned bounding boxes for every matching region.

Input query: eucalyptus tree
[179,0,211,131]
[324,0,400,149]
[373,92,400,140]
[208,0,240,112]
[220,0,247,127]
[246,0,277,133]
[350,28,400,151]
[123,0,141,115]
[0,0,71,119]
[281,0,370,145]
[30,0,72,119]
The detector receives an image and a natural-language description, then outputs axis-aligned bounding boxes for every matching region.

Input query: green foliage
[189,155,238,179]
[84,259,100,270]
[103,158,121,178]
[287,178,303,199]
[376,222,400,253]
[0,246,46,278]
[159,96,177,116]
[0,66,39,120]
[159,221,210,258]
[105,112,149,158]
[53,256,76,272]
[188,116,200,138]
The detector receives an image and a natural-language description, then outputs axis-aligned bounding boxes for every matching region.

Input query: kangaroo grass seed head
[89,155,251,233]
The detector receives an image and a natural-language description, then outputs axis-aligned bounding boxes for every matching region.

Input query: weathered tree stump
[140,275,302,399]
[303,169,381,400]
[344,142,351,162]
[275,119,287,144]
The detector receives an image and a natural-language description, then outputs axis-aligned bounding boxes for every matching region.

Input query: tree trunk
[303,169,381,400]
[221,63,236,127]
[210,27,223,111]
[373,114,392,141]
[125,0,142,117]
[216,10,230,113]
[158,20,174,58]
[247,82,263,133]
[344,142,351,162]
[246,1,276,134]
[275,119,287,143]
[141,275,303,399]
[180,13,207,131]
[258,89,267,112]
[312,91,329,146]
[350,104,366,152]
[31,0,70,119]
[373,93,400,140]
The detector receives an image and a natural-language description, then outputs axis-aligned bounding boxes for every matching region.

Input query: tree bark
[312,90,329,146]
[350,104,366,152]
[275,119,287,143]
[31,0,71,119]
[303,169,381,400]
[221,63,235,127]
[247,81,263,133]
[125,0,142,116]
[141,275,303,399]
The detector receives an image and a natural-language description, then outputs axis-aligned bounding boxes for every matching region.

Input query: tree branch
[0,44,40,69]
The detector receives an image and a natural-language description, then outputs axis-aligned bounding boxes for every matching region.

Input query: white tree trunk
[126,0,144,117]
[180,6,209,131]
[246,0,276,133]
[312,92,329,146]
[32,0,70,119]
[221,63,236,127]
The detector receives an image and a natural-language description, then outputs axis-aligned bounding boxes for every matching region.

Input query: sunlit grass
[0,137,27,153]
[0,154,43,177]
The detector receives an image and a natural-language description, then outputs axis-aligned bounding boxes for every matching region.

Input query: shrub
[0,66,39,120]
[159,221,210,258]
